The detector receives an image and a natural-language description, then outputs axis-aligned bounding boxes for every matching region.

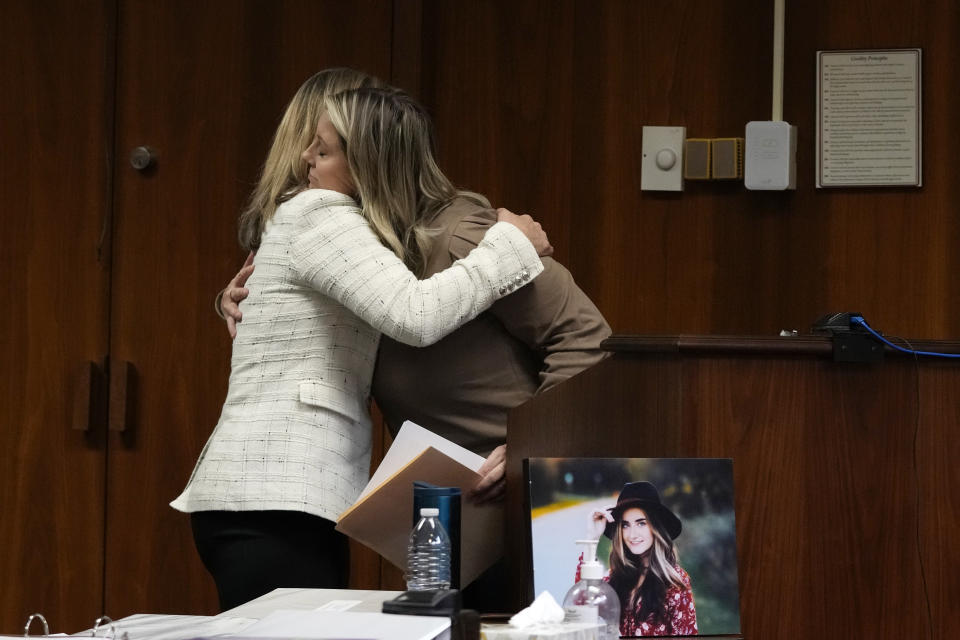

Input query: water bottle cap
[420,507,440,517]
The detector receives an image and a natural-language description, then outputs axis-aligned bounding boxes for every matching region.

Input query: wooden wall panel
[407,0,960,340]
[105,0,392,618]
[0,0,114,633]
[569,0,777,334]
[788,0,960,339]
[918,363,960,638]
[412,0,575,260]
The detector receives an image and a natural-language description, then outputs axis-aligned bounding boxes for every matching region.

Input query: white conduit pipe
[772,0,785,121]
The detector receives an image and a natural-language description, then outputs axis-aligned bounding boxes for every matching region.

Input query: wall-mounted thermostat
[641,126,686,191]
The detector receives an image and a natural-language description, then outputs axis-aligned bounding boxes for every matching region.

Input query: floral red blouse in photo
[575,556,698,636]
[619,565,697,637]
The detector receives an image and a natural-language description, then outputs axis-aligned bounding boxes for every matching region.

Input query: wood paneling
[104,0,393,619]
[917,363,960,639]
[0,0,115,632]
[408,0,960,340]
[788,0,960,339]
[568,0,775,334]
[412,0,575,260]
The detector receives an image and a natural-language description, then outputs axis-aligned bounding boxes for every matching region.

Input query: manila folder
[335,446,503,586]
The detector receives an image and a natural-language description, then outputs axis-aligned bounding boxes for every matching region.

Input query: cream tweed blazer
[171,189,542,521]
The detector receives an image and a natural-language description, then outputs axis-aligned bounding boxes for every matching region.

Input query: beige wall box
[684,139,711,180]
[744,121,797,190]
[711,138,743,180]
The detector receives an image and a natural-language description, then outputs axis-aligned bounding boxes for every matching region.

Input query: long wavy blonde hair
[238,68,383,251]
[324,87,488,277]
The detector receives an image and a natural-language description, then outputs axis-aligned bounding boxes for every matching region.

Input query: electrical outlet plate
[641,126,686,191]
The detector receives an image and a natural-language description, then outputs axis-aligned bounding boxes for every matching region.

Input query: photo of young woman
[530,458,739,636]
[581,481,698,636]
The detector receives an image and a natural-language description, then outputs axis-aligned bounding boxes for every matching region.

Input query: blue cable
[849,315,960,359]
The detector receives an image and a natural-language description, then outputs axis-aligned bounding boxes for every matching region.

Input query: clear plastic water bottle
[406,507,452,590]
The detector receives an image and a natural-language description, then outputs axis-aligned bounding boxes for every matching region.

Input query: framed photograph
[525,457,741,637]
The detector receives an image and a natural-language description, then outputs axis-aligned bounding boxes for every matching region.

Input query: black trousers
[191,510,350,612]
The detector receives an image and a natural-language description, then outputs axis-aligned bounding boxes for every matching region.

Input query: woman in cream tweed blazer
[172,78,548,609]
[171,187,540,518]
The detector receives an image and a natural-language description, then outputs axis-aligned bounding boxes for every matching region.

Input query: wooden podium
[504,335,959,639]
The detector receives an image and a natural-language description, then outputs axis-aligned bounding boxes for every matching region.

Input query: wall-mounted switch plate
[642,126,686,191]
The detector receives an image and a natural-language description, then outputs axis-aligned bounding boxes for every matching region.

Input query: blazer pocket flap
[298,380,363,423]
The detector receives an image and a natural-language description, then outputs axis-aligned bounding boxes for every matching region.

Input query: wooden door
[104,0,393,618]
[0,0,116,633]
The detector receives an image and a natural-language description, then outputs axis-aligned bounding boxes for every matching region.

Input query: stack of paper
[230,609,450,640]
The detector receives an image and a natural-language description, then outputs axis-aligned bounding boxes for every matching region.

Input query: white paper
[238,609,449,640]
[314,599,363,611]
[68,613,255,639]
[219,588,403,619]
[358,421,485,500]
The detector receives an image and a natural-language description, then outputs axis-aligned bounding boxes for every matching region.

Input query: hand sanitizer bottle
[562,539,621,640]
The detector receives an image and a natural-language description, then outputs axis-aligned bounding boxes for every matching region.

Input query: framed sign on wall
[816,48,922,188]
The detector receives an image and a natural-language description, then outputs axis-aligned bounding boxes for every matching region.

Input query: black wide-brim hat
[603,481,682,541]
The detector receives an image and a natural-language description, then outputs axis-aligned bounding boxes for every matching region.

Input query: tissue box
[480,622,602,640]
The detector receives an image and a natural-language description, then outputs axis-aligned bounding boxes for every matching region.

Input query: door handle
[129,146,156,171]
[72,361,106,432]
[109,359,135,433]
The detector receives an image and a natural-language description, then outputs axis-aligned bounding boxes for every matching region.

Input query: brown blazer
[372,197,611,454]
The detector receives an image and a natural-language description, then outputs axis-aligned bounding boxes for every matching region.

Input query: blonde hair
[608,509,686,625]
[238,68,383,251]
[325,87,487,276]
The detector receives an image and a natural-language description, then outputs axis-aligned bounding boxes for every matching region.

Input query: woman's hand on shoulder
[220,252,255,338]
[589,506,615,540]
[496,207,553,257]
